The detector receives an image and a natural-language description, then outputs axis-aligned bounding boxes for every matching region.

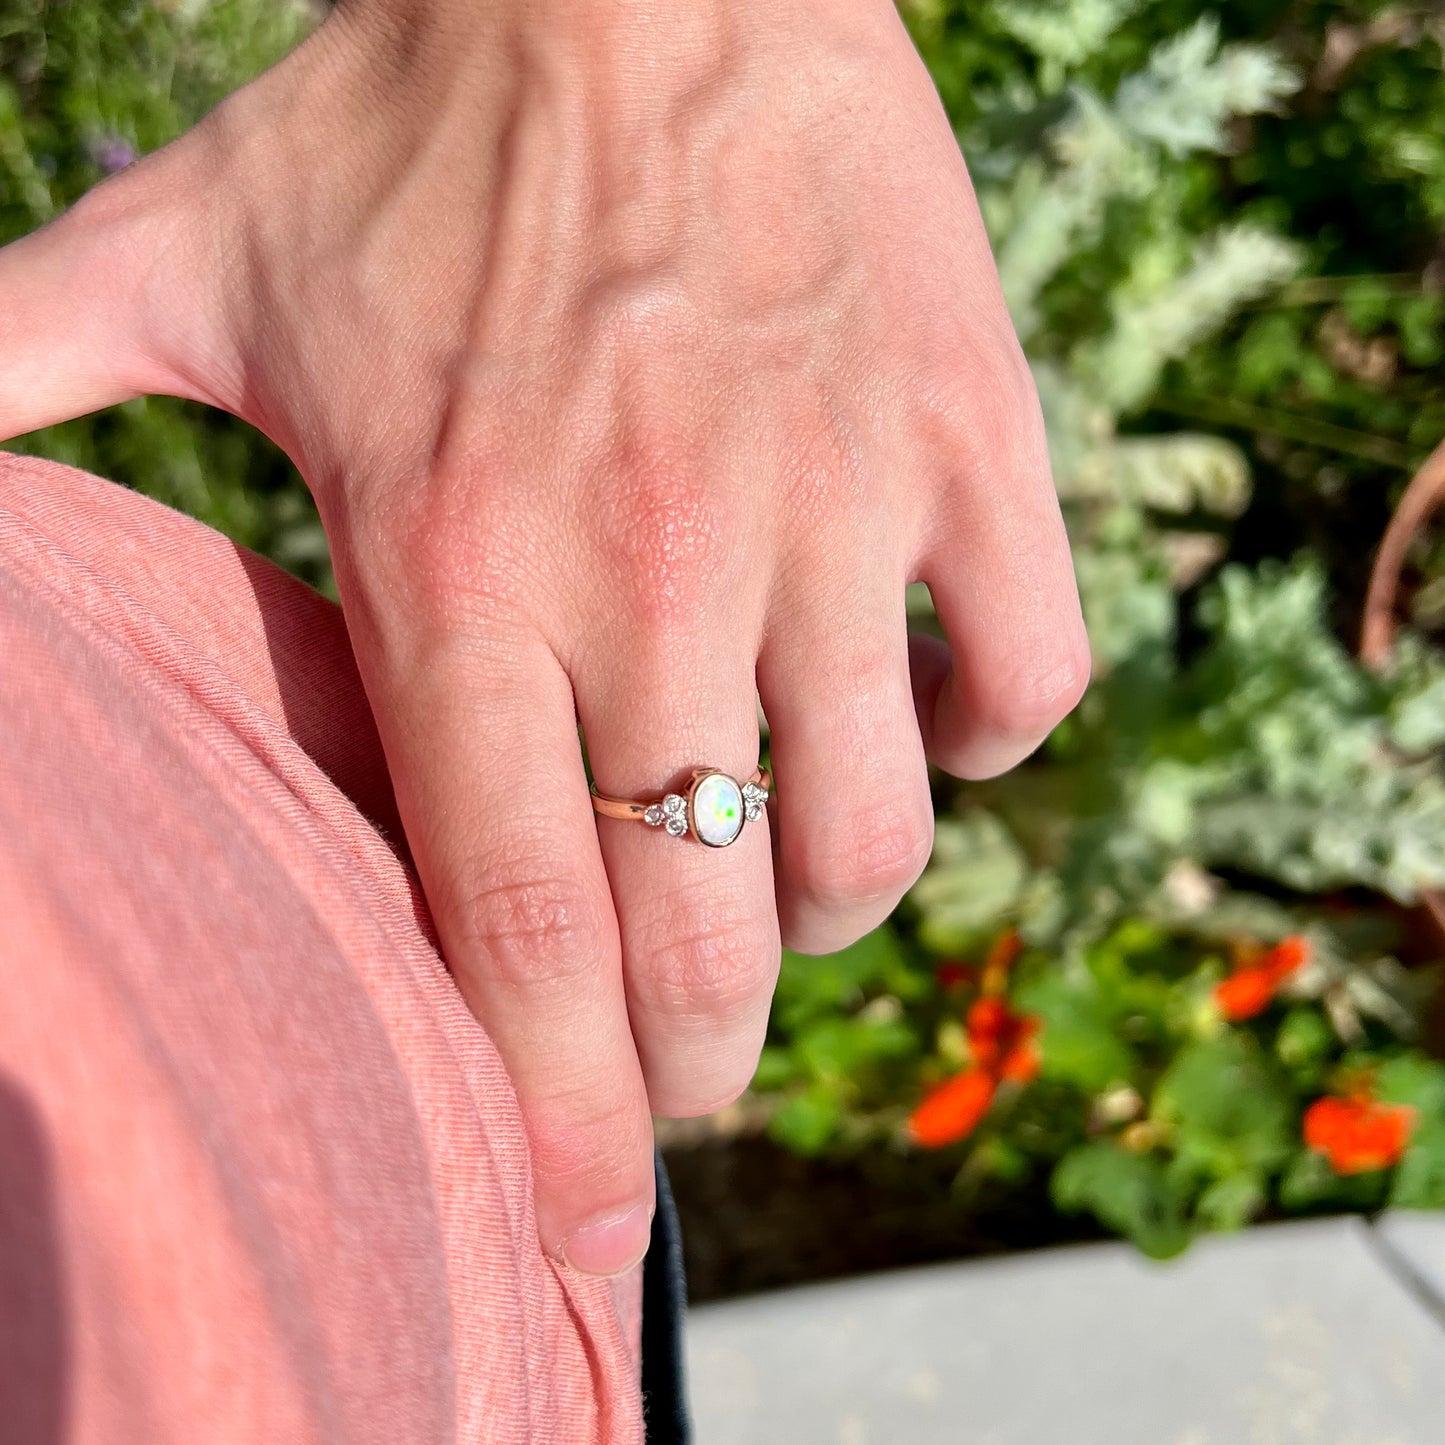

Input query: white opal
[691,772,745,847]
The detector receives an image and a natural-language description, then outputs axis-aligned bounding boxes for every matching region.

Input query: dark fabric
[641,1152,692,1444]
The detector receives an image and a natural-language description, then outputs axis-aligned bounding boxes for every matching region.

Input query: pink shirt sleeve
[0,453,643,1445]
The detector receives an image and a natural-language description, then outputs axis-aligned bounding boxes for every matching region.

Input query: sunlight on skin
[0,0,1087,1274]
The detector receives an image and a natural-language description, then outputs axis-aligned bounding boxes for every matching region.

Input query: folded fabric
[0,453,643,1445]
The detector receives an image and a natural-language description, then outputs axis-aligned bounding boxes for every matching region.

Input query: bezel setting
[637,767,769,845]
[689,770,746,849]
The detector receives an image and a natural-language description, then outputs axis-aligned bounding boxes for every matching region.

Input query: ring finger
[577,625,780,1120]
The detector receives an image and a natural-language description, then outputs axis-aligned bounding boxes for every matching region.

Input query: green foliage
[1052,1143,1191,1258]
[0,0,327,588]
[1112,19,1297,158]
[1043,557,1445,908]
[751,1,1445,1257]
[1378,1056,1445,1209]
[762,931,928,1154]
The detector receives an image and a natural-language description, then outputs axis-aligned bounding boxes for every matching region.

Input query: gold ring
[590,766,771,848]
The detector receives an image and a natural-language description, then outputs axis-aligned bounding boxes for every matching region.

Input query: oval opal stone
[691,772,745,847]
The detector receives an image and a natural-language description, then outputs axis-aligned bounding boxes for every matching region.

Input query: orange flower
[908,991,1043,1148]
[1303,1093,1415,1175]
[1268,936,1311,975]
[908,1069,997,1148]
[965,996,1040,1079]
[980,928,1023,996]
[1215,968,1278,1021]
[1215,934,1312,1020]
[999,1035,1042,1084]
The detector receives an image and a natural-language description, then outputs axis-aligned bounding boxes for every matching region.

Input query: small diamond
[644,804,665,827]
[662,793,686,817]
[741,781,768,823]
[744,801,763,822]
[664,815,688,837]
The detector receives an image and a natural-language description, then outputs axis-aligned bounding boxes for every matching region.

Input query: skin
[0,0,1088,1275]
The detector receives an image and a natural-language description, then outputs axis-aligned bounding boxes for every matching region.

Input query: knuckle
[341,464,528,642]
[453,864,609,997]
[974,640,1092,744]
[383,517,470,624]
[526,1091,655,1193]
[797,798,934,910]
[916,337,1048,477]
[633,884,779,1021]
[377,465,522,627]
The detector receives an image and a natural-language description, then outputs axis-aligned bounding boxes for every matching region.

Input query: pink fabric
[0,453,644,1444]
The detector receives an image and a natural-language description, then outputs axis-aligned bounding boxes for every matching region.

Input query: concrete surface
[1375,1211,1445,1319]
[686,1215,1445,1444]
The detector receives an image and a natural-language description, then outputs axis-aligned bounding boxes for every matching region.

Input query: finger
[912,358,1089,779]
[0,149,218,442]
[366,623,656,1277]
[759,577,934,956]
[578,633,779,1120]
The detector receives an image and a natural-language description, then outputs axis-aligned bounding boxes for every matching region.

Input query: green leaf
[1376,1055,1445,1115]
[1195,1172,1266,1231]
[1390,1119,1445,1210]
[793,1014,918,1085]
[1375,1054,1445,1208]
[773,924,916,1032]
[766,1087,845,1157]
[910,812,1029,953]
[1154,1035,1294,1179]
[750,1045,796,1093]
[1279,1148,1387,1213]
[1015,970,1138,1093]
[1114,19,1298,158]
[1052,1142,1193,1258]
[1274,1008,1335,1081]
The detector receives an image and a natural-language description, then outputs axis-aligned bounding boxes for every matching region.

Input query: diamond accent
[741,779,768,823]
[662,793,686,817]
[664,814,688,837]
[644,803,666,827]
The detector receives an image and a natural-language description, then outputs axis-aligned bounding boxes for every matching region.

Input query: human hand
[0,0,1086,1275]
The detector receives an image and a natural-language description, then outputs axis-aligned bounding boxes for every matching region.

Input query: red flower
[1215,934,1312,1020]
[1303,1093,1415,1175]
[908,991,1042,1148]
[908,1069,997,1148]
[966,995,1013,1039]
[965,996,1040,1079]
[934,959,977,990]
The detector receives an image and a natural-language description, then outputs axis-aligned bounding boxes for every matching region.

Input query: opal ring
[590,766,771,848]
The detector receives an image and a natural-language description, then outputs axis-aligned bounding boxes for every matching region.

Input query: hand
[0,0,1087,1274]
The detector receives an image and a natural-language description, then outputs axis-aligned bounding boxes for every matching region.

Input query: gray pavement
[685,1214,1445,1444]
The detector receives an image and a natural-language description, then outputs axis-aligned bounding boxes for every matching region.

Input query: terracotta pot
[1359,437,1445,948]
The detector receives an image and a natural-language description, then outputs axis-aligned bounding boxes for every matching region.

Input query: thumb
[0,143,230,443]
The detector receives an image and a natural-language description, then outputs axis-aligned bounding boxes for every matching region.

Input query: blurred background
[5,0,1445,1304]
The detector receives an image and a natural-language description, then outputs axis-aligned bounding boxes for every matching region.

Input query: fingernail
[561,1201,654,1277]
